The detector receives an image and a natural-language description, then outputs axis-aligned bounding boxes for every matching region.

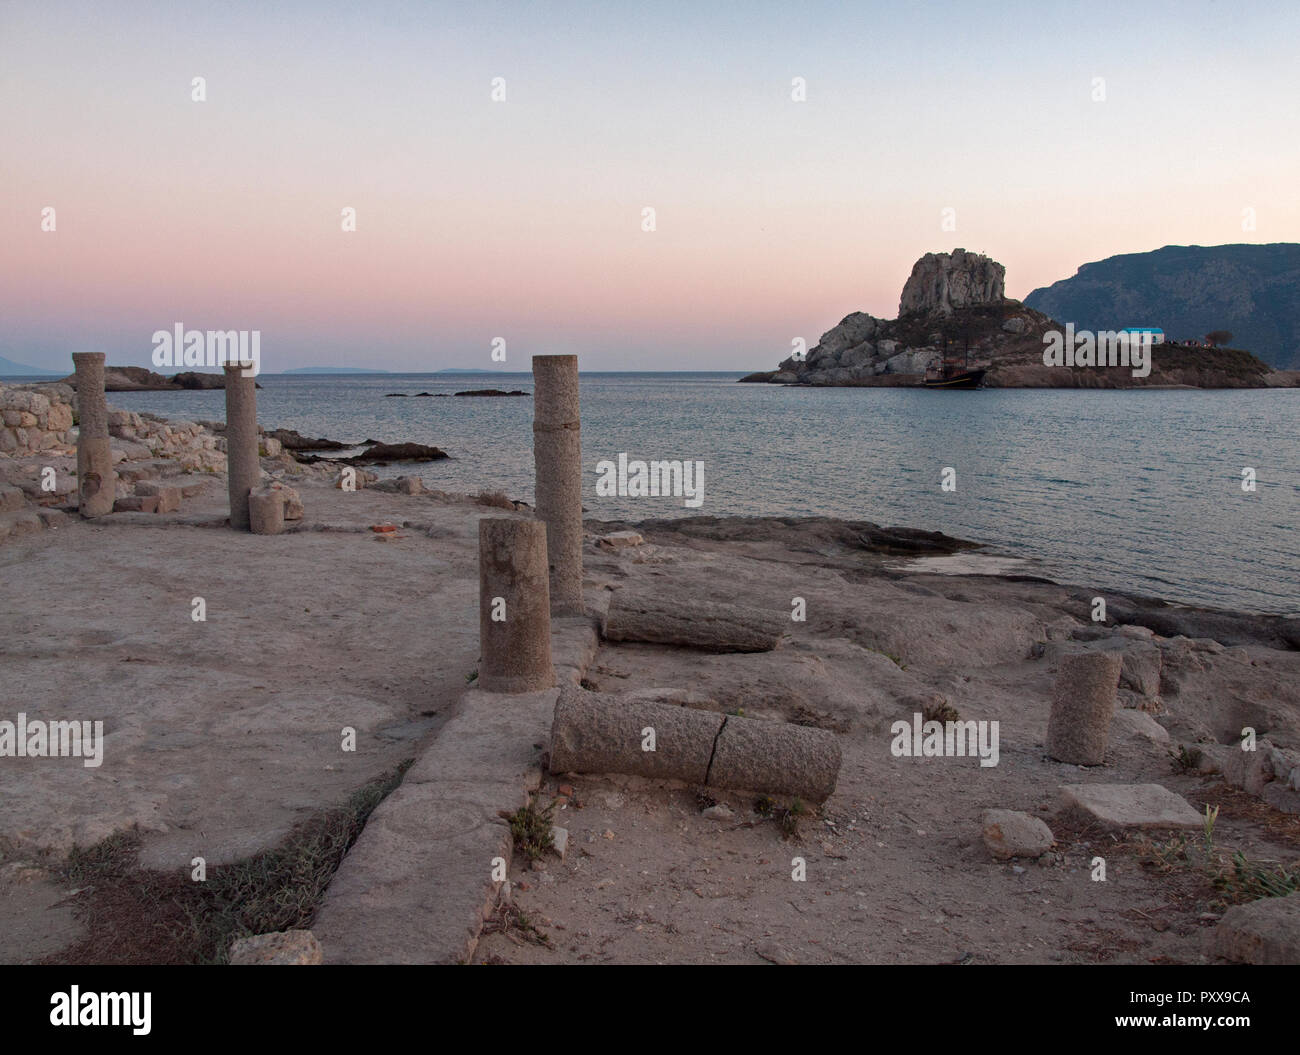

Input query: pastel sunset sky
[3,0,1298,372]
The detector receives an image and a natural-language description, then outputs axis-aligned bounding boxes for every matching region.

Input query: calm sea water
[107,372,1300,615]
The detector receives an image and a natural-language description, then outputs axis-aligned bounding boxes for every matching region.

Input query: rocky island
[55,365,262,391]
[742,249,1299,389]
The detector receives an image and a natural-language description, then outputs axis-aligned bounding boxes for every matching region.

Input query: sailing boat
[923,332,986,389]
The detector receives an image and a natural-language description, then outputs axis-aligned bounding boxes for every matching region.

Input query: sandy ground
[0,482,488,961]
[2,484,1297,964]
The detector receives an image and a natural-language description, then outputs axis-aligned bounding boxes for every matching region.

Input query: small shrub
[922,699,960,724]
[1216,851,1300,903]
[507,798,555,863]
[1170,744,1204,773]
[476,490,514,510]
[776,798,807,838]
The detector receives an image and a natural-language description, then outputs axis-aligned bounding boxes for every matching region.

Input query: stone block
[1060,783,1202,830]
[135,480,181,513]
[113,496,160,514]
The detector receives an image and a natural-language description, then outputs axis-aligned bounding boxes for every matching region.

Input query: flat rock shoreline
[2,408,1298,965]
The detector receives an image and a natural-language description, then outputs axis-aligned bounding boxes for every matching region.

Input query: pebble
[702,804,734,821]
[756,941,798,965]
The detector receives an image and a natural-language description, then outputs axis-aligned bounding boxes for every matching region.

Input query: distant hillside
[0,355,59,377]
[1025,244,1300,369]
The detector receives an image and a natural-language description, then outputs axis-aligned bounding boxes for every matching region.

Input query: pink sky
[3,0,1298,372]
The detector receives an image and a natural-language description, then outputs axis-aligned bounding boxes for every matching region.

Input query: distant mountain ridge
[0,355,60,377]
[1024,243,1300,369]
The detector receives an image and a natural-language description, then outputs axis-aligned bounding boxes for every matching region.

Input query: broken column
[248,487,286,535]
[550,689,723,784]
[531,355,583,615]
[603,594,788,652]
[1046,650,1123,765]
[71,352,115,518]
[478,517,555,693]
[707,715,841,801]
[549,688,841,802]
[223,361,260,531]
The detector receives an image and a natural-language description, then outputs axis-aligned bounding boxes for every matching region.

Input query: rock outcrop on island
[898,249,1005,316]
[741,248,1298,389]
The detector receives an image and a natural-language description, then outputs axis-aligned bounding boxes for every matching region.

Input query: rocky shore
[55,365,259,391]
[0,379,454,545]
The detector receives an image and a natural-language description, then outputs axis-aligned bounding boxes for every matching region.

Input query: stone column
[72,352,115,518]
[1047,651,1122,765]
[549,688,842,802]
[531,355,583,614]
[478,517,555,693]
[223,362,260,531]
[707,714,841,802]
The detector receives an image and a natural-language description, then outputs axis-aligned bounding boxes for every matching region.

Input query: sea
[102,371,1300,616]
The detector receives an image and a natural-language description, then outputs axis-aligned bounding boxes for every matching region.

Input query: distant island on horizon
[282,366,391,375]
